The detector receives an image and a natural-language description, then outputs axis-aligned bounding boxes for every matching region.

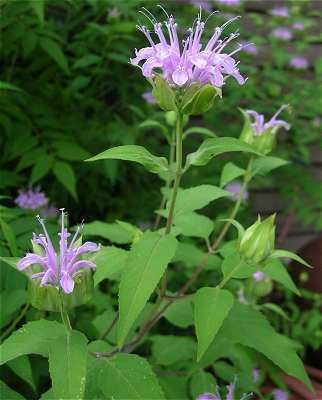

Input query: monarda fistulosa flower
[18,209,100,294]
[246,105,290,136]
[15,186,48,210]
[196,381,252,400]
[130,7,249,89]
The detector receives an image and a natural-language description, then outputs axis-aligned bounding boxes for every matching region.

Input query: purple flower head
[190,0,212,12]
[142,90,157,104]
[240,41,257,55]
[253,271,266,281]
[17,209,100,294]
[15,186,48,210]
[270,6,289,18]
[225,181,249,201]
[289,55,309,70]
[197,393,220,400]
[272,27,293,41]
[252,367,260,383]
[272,389,289,400]
[216,0,240,7]
[246,105,290,136]
[292,21,304,31]
[131,7,249,89]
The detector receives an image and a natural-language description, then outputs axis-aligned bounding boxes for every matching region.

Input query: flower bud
[239,215,276,264]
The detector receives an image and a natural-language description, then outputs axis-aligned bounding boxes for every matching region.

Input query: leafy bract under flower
[131,8,249,89]
[17,209,100,294]
[246,105,290,136]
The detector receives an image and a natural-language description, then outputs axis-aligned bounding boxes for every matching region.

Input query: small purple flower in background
[246,105,290,136]
[17,209,100,294]
[292,21,304,31]
[108,7,120,19]
[241,42,258,55]
[142,90,156,104]
[272,389,289,400]
[271,27,293,41]
[253,271,266,281]
[252,367,260,383]
[131,8,249,88]
[270,6,289,18]
[216,0,240,7]
[40,205,58,219]
[190,0,212,12]
[197,380,252,400]
[289,55,309,70]
[225,182,249,201]
[15,186,48,210]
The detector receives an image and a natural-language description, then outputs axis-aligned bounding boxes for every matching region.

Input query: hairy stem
[60,295,72,332]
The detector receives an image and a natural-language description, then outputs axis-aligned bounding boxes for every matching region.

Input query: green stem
[165,112,184,234]
[210,157,253,251]
[154,127,176,230]
[60,295,72,332]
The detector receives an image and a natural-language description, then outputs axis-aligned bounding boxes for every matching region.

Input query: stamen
[157,4,169,19]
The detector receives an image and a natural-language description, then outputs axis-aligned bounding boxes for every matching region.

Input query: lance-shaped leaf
[269,249,311,267]
[163,185,228,218]
[252,156,289,176]
[194,287,234,361]
[216,303,312,391]
[86,145,168,174]
[95,353,165,399]
[48,330,88,400]
[264,259,300,295]
[0,320,64,364]
[117,232,177,346]
[220,162,245,188]
[185,137,262,169]
[174,212,214,239]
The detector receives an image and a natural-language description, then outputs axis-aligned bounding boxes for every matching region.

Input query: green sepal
[181,84,220,116]
[28,270,94,311]
[152,76,177,112]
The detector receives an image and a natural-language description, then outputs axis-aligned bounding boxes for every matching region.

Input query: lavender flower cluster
[131,8,249,89]
[246,105,290,136]
[18,210,100,294]
[15,186,58,218]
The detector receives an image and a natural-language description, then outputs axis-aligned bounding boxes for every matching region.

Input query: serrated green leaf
[166,185,228,217]
[270,249,311,268]
[186,137,262,169]
[95,353,165,399]
[0,320,64,364]
[39,38,69,73]
[252,156,289,176]
[194,287,234,361]
[72,54,101,69]
[117,232,177,346]
[30,153,53,183]
[264,259,300,295]
[163,297,194,328]
[190,371,216,398]
[86,145,168,174]
[220,162,245,188]
[174,212,214,238]
[93,246,128,285]
[0,380,24,399]
[151,335,196,366]
[218,303,312,390]
[221,253,255,279]
[53,161,77,200]
[8,356,36,391]
[81,221,133,244]
[49,330,88,400]
[54,142,90,161]
[0,219,18,256]
[29,0,45,24]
